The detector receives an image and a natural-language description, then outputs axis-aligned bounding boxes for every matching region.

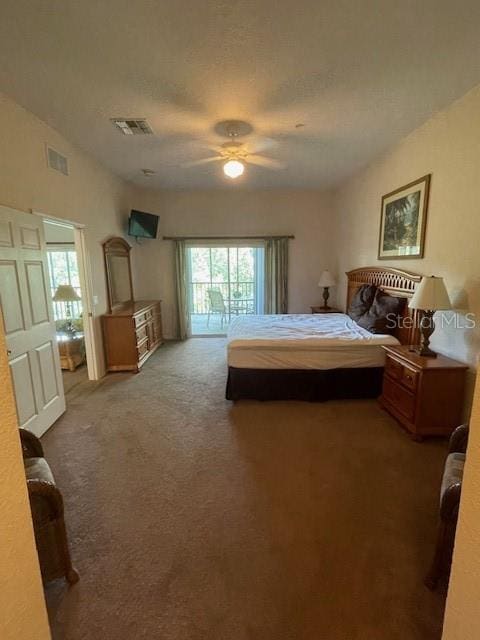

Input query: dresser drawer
[136,324,148,344]
[148,323,160,345]
[385,355,419,392]
[134,312,147,328]
[401,364,418,392]
[137,337,149,359]
[385,355,403,381]
[382,376,416,421]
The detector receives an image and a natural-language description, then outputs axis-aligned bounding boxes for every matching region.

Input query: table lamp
[53,285,81,335]
[408,276,451,357]
[318,270,336,309]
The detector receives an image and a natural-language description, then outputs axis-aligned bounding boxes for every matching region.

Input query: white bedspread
[227,313,399,370]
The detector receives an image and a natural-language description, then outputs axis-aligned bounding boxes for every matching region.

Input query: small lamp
[53,284,81,335]
[408,276,451,357]
[318,270,336,309]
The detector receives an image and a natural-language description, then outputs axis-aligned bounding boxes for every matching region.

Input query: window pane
[51,251,68,287]
[238,248,254,282]
[210,248,228,283]
[190,248,210,282]
[67,251,80,289]
[229,248,238,285]
[47,249,83,322]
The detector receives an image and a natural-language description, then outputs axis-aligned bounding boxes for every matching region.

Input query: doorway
[0,205,98,436]
[187,245,264,336]
[44,219,93,395]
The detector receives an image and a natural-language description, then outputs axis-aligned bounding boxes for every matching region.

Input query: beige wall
[332,84,480,639]
[131,188,334,337]
[0,93,136,376]
[0,313,51,640]
[334,84,480,377]
[44,220,75,243]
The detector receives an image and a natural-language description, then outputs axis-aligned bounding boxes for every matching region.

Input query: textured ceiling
[1,1,480,189]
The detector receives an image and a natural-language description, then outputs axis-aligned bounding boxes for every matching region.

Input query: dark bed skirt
[225,366,384,402]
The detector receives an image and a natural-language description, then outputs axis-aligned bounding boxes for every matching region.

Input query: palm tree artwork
[383,190,421,251]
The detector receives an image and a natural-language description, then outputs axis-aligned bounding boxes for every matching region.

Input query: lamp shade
[52,284,81,302]
[408,276,451,311]
[318,270,336,288]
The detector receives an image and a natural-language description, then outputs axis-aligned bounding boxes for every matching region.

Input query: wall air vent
[47,146,69,175]
[111,118,153,135]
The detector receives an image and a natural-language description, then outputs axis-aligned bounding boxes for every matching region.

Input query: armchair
[425,424,468,590]
[20,429,79,585]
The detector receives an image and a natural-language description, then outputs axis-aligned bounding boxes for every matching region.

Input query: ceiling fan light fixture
[223,159,245,179]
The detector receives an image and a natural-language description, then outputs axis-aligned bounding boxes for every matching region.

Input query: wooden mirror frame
[103,237,134,312]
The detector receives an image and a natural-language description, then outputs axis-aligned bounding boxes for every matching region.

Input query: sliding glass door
[187,245,264,336]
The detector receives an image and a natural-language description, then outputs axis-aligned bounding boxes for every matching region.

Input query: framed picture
[378,174,431,260]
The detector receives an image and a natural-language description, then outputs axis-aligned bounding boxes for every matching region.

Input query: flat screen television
[128,210,159,239]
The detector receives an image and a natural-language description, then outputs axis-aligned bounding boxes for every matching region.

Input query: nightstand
[57,333,85,372]
[310,306,342,314]
[379,345,467,440]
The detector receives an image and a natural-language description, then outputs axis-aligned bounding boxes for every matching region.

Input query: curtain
[264,237,289,314]
[174,240,190,340]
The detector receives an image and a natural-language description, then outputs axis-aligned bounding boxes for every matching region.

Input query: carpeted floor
[43,338,446,640]
[61,364,88,395]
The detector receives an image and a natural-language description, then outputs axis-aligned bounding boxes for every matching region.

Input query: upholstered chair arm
[20,429,44,459]
[449,424,469,454]
[27,480,64,524]
[440,483,462,522]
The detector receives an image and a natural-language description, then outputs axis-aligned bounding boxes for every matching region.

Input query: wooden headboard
[346,266,422,346]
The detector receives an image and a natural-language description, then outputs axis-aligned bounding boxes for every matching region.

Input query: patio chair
[206,288,227,328]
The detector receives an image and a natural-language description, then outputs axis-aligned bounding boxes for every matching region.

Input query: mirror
[103,237,134,311]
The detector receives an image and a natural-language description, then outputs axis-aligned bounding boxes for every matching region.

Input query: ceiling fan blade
[183,156,222,168]
[201,143,225,154]
[247,154,285,170]
[247,136,277,154]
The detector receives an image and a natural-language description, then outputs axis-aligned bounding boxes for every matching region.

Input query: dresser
[102,301,163,372]
[379,345,467,440]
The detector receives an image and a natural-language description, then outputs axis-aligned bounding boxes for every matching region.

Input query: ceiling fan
[183,120,285,179]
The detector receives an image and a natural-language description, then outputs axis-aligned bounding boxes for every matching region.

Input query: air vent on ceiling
[111,118,153,135]
[47,146,69,176]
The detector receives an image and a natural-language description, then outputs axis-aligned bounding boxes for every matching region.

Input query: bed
[226,266,422,401]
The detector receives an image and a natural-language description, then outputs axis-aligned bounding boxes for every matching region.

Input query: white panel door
[0,205,65,436]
